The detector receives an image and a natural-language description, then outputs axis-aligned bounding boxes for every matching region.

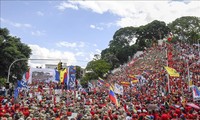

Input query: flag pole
[186,60,191,92]
[165,42,170,94]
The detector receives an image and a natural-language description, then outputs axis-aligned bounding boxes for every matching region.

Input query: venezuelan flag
[98,77,105,84]
[109,87,119,107]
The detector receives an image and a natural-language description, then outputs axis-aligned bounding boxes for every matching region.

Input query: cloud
[0,17,32,28]
[28,44,77,67]
[57,2,78,11]
[0,18,6,22]
[95,49,101,54]
[93,44,97,47]
[90,24,103,30]
[90,24,95,29]
[37,11,44,16]
[84,50,101,62]
[56,41,85,48]
[170,0,191,4]
[59,1,200,27]
[31,30,45,36]
[12,22,32,28]
[100,22,115,28]
[75,52,85,57]
[89,52,95,60]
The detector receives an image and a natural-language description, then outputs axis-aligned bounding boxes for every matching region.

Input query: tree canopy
[168,16,200,44]
[82,59,111,85]
[0,28,32,82]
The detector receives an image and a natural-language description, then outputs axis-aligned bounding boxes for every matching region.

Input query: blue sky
[1,0,200,68]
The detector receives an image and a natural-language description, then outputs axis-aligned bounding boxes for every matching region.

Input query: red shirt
[161,113,170,120]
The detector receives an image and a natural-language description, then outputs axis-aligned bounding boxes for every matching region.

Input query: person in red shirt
[161,110,170,120]
[66,108,72,116]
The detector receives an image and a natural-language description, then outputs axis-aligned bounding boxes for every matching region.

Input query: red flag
[25,68,30,81]
[168,51,173,60]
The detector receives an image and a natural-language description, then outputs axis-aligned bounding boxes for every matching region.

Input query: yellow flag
[189,80,193,87]
[132,80,139,83]
[60,68,67,83]
[164,66,180,77]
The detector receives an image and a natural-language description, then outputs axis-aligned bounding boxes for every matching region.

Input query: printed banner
[192,86,200,101]
[29,68,56,84]
[114,83,123,95]
[67,66,76,89]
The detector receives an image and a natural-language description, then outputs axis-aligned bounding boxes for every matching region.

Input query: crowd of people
[0,41,200,120]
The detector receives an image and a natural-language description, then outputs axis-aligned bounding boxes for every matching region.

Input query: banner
[192,86,200,101]
[29,68,56,84]
[67,66,76,89]
[114,83,123,95]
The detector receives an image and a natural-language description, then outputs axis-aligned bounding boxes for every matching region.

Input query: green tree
[0,77,6,86]
[168,16,200,44]
[110,27,137,50]
[107,27,138,65]
[86,59,111,78]
[0,28,32,82]
[81,72,97,86]
[136,20,170,48]
[101,48,119,69]
[75,65,83,79]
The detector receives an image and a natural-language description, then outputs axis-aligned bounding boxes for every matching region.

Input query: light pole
[6,58,62,96]
[165,41,171,94]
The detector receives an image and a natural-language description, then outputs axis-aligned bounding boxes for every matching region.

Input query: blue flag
[14,88,19,99]
[17,80,27,88]
[55,69,60,82]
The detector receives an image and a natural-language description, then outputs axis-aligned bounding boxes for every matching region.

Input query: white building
[45,63,68,69]
[45,64,57,69]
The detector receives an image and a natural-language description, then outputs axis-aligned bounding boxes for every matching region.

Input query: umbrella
[147,104,159,111]
[186,103,200,110]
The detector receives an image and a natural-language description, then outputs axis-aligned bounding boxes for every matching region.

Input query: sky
[0,0,200,68]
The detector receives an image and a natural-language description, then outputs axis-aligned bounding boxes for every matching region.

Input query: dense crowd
[0,41,200,120]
